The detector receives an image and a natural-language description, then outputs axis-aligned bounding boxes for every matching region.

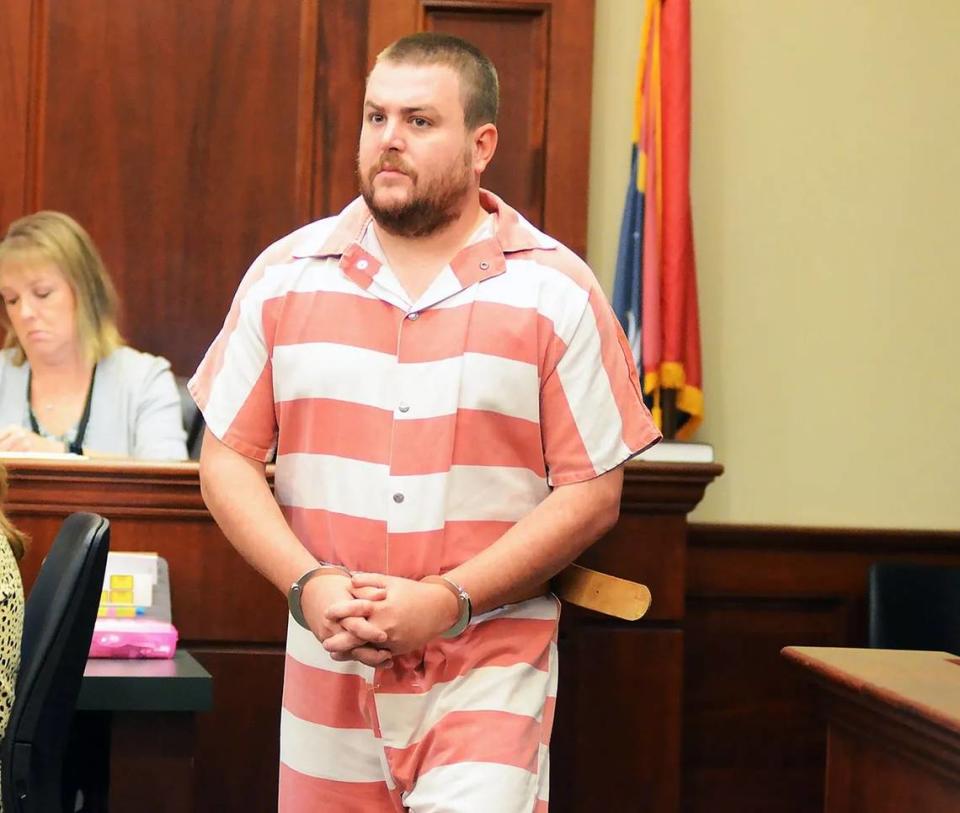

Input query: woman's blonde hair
[0,465,28,561]
[0,210,123,365]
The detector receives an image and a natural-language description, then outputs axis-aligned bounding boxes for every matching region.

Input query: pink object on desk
[88,618,179,659]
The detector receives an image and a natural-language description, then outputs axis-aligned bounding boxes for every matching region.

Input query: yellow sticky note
[110,574,134,590]
[110,589,134,604]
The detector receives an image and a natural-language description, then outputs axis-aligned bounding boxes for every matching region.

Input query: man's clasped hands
[302,572,461,668]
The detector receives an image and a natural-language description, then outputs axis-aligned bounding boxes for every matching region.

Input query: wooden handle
[551,564,652,621]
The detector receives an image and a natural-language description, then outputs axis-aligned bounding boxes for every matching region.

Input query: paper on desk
[0,450,83,459]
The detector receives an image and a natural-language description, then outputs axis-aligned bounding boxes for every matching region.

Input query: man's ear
[472,123,498,174]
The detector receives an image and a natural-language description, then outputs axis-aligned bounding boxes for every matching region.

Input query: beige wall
[588,0,960,530]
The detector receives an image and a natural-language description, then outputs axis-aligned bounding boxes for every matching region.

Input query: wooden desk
[783,646,960,813]
[74,651,213,813]
[6,457,719,812]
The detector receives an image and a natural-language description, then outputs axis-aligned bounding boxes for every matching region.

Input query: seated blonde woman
[0,212,187,460]
[0,464,27,759]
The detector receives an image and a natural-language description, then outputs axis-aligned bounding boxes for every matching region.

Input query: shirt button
[479,260,490,270]
[393,493,405,504]
[407,311,419,321]
[398,403,410,413]
[356,259,369,270]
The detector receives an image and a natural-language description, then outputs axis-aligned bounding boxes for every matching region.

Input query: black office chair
[867,562,960,654]
[1,513,110,813]
[175,375,205,460]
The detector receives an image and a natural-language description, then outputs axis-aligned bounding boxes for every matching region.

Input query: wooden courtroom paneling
[307,2,370,219]
[2,0,595,378]
[554,625,683,813]
[6,460,288,812]
[19,465,960,813]
[684,524,960,813]
[8,463,286,643]
[30,0,309,375]
[4,458,719,812]
[579,513,686,621]
[551,462,718,813]
[825,703,960,813]
[190,648,285,813]
[0,0,33,229]
[577,462,721,622]
[684,596,845,813]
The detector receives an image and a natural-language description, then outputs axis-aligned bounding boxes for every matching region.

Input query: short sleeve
[189,258,279,462]
[540,283,661,487]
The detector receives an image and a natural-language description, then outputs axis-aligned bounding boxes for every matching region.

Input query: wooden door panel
[0,0,32,230]
[554,624,683,813]
[427,8,548,228]
[33,0,308,373]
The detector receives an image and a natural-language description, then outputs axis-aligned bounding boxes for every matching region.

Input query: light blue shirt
[0,346,188,460]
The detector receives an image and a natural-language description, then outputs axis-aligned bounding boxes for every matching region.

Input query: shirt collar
[290,189,558,266]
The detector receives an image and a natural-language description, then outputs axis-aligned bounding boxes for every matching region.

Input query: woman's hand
[0,425,66,453]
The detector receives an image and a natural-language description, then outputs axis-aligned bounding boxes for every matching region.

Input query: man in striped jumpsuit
[191,32,660,813]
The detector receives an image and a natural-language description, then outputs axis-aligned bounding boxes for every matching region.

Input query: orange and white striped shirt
[190,190,659,810]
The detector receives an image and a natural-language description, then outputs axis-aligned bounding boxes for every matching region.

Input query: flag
[612,0,703,439]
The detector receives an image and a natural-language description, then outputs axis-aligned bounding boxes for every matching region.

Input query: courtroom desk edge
[3,457,275,516]
[783,646,960,776]
[622,460,723,514]
[3,455,720,516]
[79,650,213,712]
[782,646,960,734]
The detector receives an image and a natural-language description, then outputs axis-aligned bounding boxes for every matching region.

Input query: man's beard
[359,150,472,238]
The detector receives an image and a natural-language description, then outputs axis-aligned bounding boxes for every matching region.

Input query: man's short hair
[376,32,499,129]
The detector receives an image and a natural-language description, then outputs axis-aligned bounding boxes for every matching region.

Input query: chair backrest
[1,513,110,813]
[867,562,960,654]
[175,375,205,460]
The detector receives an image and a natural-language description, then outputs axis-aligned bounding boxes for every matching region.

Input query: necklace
[27,364,98,454]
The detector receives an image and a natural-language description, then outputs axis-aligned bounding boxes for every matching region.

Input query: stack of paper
[98,552,158,618]
[636,440,715,463]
